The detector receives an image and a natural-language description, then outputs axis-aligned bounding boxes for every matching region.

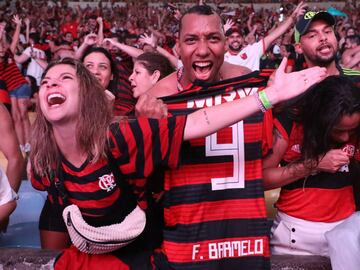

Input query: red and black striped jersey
[0,51,27,92]
[31,116,185,225]
[274,113,358,222]
[159,71,273,270]
[112,53,136,116]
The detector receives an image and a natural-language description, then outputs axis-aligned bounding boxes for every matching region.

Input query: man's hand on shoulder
[135,93,168,119]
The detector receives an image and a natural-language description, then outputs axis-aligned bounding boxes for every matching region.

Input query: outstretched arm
[183,58,327,140]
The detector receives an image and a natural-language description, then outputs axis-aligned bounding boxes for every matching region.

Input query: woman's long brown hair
[30,58,113,177]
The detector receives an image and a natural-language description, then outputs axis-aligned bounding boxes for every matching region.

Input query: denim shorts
[9,83,31,99]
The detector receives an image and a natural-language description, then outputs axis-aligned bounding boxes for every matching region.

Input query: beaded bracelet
[254,92,267,113]
[258,90,273,110]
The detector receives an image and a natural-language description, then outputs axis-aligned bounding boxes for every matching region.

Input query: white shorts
[270,211,345,256]
[326,212,360,270]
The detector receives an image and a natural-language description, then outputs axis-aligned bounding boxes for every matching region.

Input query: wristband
[258,90,273,110]
[254,92,267,113]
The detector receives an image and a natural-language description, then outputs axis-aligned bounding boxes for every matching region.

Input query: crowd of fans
[0,0,359,269]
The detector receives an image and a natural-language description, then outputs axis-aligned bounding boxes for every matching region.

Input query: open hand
[139,33,156,48]
[223,19,235,33]
[291,1,307,20]
[265,57,327,104]
[12,14,22,26]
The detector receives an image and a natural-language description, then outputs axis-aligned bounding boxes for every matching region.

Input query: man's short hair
[294,10,336,43]
[179,5,221,34]
[225,27,243,37]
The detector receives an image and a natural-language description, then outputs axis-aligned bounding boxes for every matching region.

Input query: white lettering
[222,91,236,103]
[186,88,257,109]
[241,240,248,255]
[208,243,218,259]
[232,241,241,257]
[255,239,263,254]
[223,241,232,258]
[207,239,264,259]
[192,244,200,260]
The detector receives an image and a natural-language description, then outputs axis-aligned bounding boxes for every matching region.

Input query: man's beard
[311,53,337,67]
[228,44,241,53]
[306,44,338,67]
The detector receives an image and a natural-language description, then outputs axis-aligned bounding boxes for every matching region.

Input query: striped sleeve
[109,115,186,178]
[30,168,49,191]
[112,57,136,116]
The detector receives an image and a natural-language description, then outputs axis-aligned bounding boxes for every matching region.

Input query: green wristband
[258,90,273,110]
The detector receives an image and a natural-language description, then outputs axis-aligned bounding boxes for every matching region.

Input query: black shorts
[39,198,67,232]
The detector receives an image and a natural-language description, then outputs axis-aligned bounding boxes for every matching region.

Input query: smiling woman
[39,65,80,125]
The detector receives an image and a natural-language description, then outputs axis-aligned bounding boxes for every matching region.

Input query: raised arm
[9,15,22,54]
[183,58,327,140]
[263,1,307,51]
[102,38,143,58]
[223,19,235,35]
[75,5,82,24]
[24,17,30,45]
[96,17,104,45]
[247,12,254,32]
[74,33,98,59]
[139,33,179,68]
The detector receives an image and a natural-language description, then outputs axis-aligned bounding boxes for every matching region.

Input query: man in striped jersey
[137,5,285,270]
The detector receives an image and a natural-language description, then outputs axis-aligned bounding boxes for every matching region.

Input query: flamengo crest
[98,173,116,192]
